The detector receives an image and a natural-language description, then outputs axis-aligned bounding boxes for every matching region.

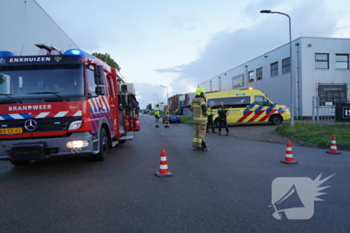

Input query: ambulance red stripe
[237,111,253,122]
[259,109,277,122]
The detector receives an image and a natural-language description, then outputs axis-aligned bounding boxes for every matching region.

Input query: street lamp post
[152,94,158,106]
[160,85,169,107]
[260,10,294,126]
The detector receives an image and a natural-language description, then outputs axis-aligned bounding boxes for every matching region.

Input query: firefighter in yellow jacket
[190,87,209,151]
[164,105,170,128]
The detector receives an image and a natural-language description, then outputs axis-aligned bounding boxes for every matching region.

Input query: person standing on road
[218,100,229,136]
[190,87,209,151]
[206,103,215,133]
[164,105,170,128]
[154,104,160,128]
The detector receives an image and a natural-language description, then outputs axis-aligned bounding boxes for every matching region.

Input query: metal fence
[311,96,350,125]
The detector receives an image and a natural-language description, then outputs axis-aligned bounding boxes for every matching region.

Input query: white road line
[142,115,151,124]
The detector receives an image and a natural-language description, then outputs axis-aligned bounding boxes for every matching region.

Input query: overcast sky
[36,0,350,108]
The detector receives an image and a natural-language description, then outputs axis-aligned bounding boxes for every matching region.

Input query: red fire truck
[0,44,140,165]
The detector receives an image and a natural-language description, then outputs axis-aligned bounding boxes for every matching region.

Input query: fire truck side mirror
[0,74,6,84]
[121,84,128,92]
[94,65,105,85]
[95,86,106,96]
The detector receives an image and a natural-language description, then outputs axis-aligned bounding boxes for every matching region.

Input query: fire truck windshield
[0,64,84,103]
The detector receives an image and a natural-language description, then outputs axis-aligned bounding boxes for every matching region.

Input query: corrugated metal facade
[198,37,350,117]
[0,0,78,55]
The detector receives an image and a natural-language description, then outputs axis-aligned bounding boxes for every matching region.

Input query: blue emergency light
[63,49,94,58]
[0,51,19,57]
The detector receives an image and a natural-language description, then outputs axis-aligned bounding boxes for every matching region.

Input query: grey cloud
[244,0,283,17]
[154,65,186,73]
[162,0,337,96]
[134,83,169,109]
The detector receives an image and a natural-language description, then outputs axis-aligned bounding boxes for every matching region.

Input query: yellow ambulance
[206,89,290,125]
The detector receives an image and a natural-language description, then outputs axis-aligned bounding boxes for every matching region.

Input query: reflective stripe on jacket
[218,106,228,117]
[190,97,207,122]
[154,107,160,116]
[207,107,212,116]
[165,109,170,117]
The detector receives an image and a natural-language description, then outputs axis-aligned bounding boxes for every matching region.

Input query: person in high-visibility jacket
[190,87,209,151]
[154,104,160,128]
[164,105,170,128]
[206,103,215,133]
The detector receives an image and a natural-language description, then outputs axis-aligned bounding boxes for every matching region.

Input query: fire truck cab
[0,44,140,165]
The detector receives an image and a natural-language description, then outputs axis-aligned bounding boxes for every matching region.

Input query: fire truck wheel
[270,115,282,125]
[93,128,109,161]
[10,160,31,166]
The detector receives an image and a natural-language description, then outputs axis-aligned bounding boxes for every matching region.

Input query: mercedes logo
[24,119,38,131]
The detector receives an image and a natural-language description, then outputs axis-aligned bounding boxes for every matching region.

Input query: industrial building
[0,0,78,55]
[198,37,350,118]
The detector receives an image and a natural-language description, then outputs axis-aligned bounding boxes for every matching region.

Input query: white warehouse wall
[0,0,78,55]
[199,37,350,117]
[299,37,350,116]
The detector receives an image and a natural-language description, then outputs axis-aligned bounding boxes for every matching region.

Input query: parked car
[162,110,180,123]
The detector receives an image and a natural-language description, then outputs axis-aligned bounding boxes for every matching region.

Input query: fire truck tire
[10,160,31,166]
[93,128,109,161]
[270,115,282,125]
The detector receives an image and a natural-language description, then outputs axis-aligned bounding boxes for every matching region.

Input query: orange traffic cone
[281,141,297,164]
[326,135,341,154]
[155,148,173,177]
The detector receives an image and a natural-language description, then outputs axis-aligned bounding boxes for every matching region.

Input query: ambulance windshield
[0,64,84,103]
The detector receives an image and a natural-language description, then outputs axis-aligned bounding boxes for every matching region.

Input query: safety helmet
[195,87,206,96]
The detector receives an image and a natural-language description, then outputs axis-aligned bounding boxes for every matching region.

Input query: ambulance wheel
[93,128,109,161]
[270,115,282,125]
[10,160,31,166]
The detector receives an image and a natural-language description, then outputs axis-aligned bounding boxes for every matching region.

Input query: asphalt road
[1,113,349,233]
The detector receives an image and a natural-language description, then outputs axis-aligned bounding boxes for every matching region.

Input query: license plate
[11,143,47,161]
[0,128,23,134]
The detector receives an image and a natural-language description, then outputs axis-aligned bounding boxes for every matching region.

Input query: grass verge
[276,122,350,148]
[180,115,193,124]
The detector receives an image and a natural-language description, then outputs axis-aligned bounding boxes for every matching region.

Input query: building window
[256,67,262,80]
[248,71,254,82]
[282,57,290,73]
[271,62,278,76]
[315,53,329,69]
[335,54,349,69]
